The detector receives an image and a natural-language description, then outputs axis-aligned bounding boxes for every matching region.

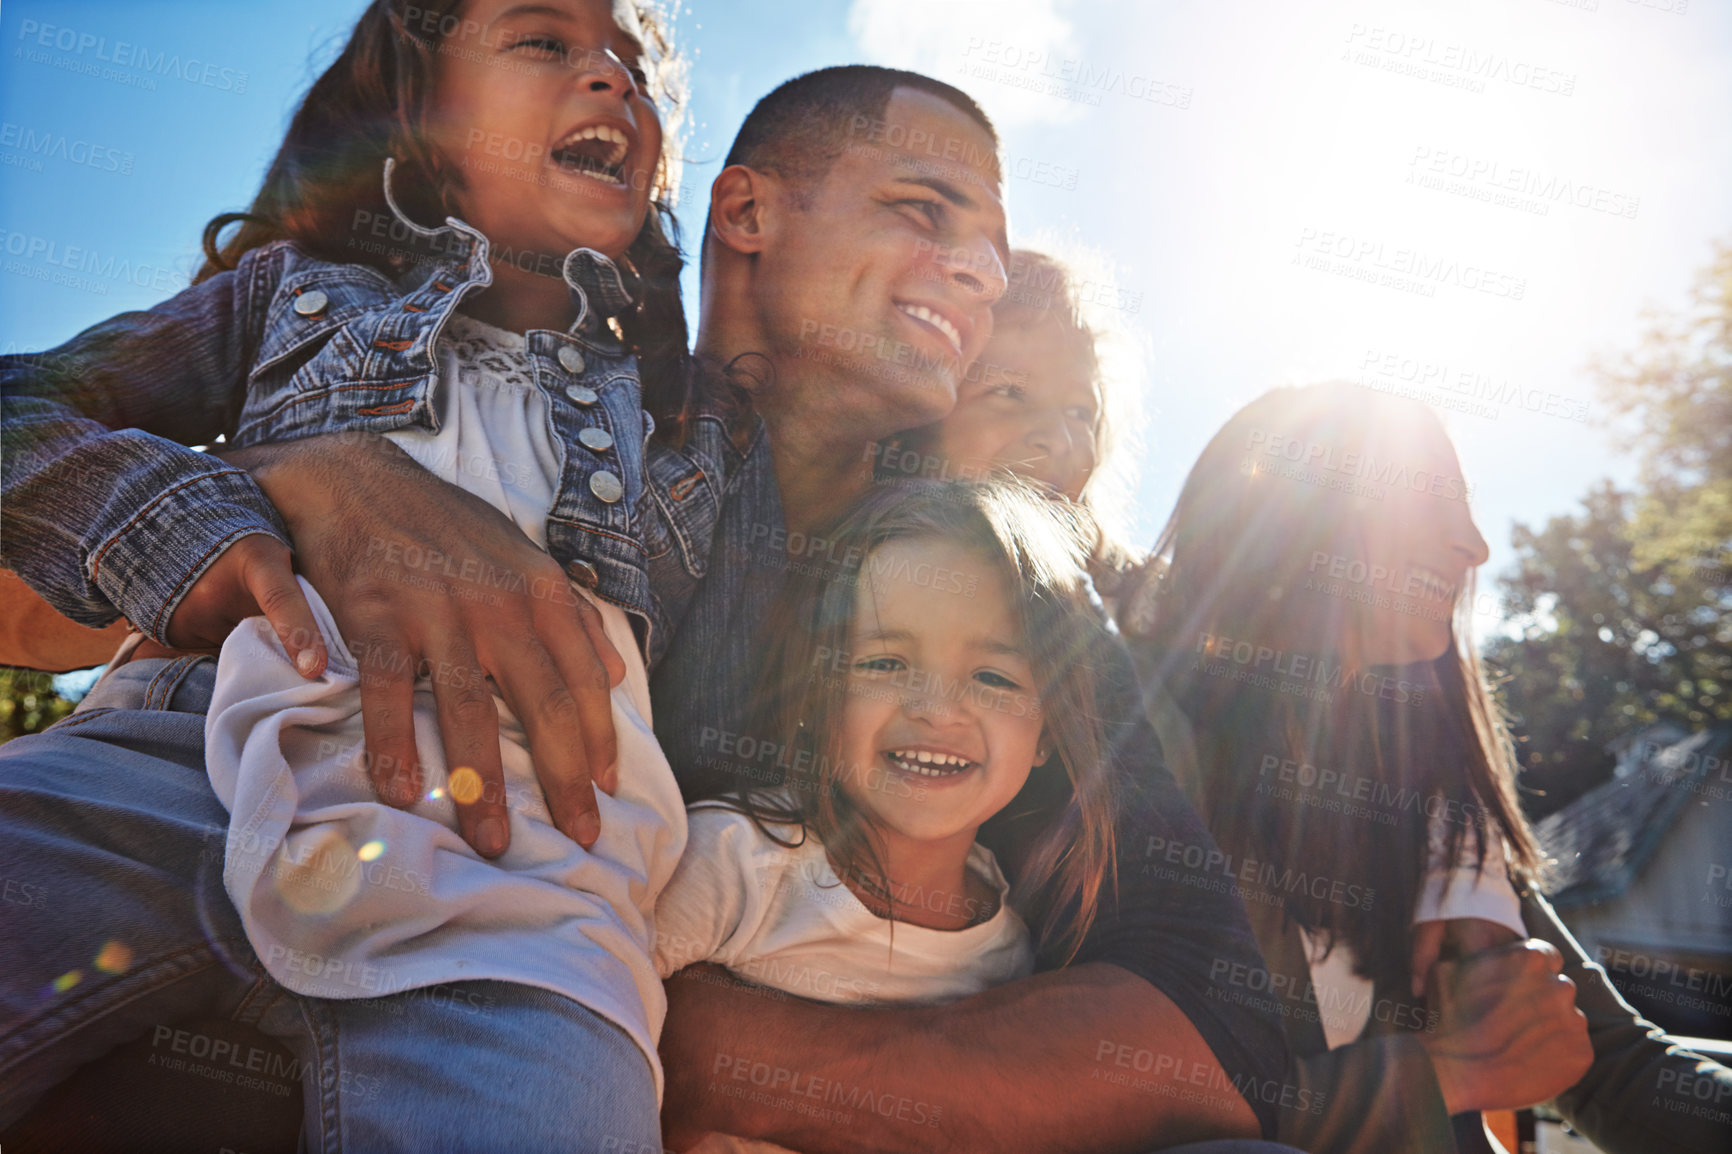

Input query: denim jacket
[0,168,758,667]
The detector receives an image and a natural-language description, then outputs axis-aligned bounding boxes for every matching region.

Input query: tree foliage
[1489,240,1732,818]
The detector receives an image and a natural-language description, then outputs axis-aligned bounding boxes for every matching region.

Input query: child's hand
[219,433,626,859]
[1409,916,1521,999]
[167,532,328,677]
[1417,938,1592,1114]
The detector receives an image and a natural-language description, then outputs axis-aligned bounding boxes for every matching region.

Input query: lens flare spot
[51,970,82,994]
[426,786,446,802]
[447,767,483,806]
[94,941,133,974]
[274,826,361,915]
[357,839,386,862]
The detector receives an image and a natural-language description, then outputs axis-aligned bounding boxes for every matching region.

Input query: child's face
[927,317,1100,500]
[428,0,663,262]
[835,537,1047,848]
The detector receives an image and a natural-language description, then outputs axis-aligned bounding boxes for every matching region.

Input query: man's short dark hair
[723,65,999,191]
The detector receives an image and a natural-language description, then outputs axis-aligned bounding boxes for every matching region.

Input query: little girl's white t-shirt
[655,801,1034,1005]
[205,313,685,1094]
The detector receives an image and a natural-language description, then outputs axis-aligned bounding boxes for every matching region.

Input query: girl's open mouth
[883,749,977,779]
[551,125,630,187]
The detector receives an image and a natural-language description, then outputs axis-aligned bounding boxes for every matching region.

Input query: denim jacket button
[578,427,614,453]
[589,470,624,503]
[565,558,600,589]
[565,384,598,406]
[293,290,329,317]
[558,345,585,374]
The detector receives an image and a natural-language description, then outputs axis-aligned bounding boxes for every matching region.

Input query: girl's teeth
[887,750,972,777]
[552,124,630,167]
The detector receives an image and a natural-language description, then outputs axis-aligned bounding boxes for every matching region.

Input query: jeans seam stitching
[0,938,254,1074]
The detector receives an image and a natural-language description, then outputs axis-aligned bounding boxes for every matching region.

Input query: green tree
[0,667,76,743]
[1489,241,1731,818]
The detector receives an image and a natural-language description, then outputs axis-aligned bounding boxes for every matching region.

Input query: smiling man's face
[755,87,1009,437]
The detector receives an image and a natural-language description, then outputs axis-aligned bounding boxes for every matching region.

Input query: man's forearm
[660,963,1260,1154]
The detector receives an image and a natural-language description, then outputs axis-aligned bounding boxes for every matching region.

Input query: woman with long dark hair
[1120,381,1729,1154]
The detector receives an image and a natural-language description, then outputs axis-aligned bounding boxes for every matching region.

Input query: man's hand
[221,433,625,858]
[166,533,328,676]
[1419,939,1594,1114]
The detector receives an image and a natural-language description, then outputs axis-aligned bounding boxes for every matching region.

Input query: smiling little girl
[654,479,1120,1149]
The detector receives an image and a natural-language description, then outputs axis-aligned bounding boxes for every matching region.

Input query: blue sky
[4,0,1729,634]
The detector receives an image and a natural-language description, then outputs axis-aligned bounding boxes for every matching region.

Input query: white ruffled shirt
[205,313,685,1095]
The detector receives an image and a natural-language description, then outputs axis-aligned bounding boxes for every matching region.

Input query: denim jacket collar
[380,158,636,339]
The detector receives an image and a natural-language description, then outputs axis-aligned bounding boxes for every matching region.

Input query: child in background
[874,247,1144,594]
[655,479,1120,1152]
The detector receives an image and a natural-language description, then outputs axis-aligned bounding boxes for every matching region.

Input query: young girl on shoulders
[6,0,708,1147]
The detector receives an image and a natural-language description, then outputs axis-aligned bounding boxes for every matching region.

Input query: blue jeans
[0,655,660,1153]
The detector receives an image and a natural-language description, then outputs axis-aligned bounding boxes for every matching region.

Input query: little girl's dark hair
[195,0,705,443]
[725,478,1120,963]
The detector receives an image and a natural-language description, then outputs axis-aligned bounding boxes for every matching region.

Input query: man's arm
[0,569,129,670]
[660,962,1258,1154]
[0,248,287,640]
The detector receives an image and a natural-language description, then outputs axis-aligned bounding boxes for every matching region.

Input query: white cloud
[846,0,1084,127]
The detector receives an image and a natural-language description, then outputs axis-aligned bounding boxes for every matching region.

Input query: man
[0,66,1291,1151]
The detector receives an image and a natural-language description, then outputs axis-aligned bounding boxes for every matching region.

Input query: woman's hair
[1138,381,1537,990]
[194,0,704,443]
[721,479,1120,964]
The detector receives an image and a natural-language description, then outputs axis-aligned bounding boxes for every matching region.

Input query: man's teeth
[897,303,962,355]
[886,749,974,777]
[553,124,630,168]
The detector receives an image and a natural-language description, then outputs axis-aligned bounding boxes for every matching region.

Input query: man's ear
[706,164,778,257]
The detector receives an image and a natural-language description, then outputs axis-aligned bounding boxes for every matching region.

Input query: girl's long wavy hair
[1138,382,1537,991]
[721,479,1120,964]
[194,0,709,444]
